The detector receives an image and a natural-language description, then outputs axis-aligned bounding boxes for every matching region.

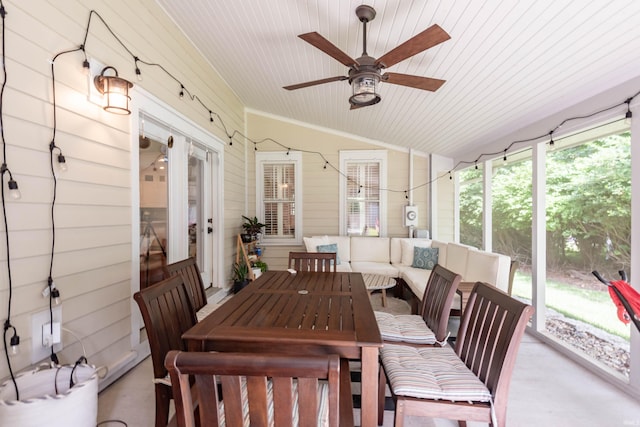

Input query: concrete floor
[98,294,640,426]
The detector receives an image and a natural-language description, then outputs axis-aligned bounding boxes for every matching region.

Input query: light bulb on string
[7,178,20,200]
[134,57,143,82]
[57,153,68,172]
[209,111,214,124]
[503,149,507,162]
[625,98,632,125]
[179,85,185,99]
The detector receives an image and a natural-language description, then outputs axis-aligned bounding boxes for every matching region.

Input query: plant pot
[241,234,253,243]
[232,279,250,294]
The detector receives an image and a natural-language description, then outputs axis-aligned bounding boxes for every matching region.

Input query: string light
[503,149,507,162]
[474,161,478,170]
[45,9,640,201]
[323,161,328,169]
[625,98,632,125]
[549,131,554,147]
[134,57,142,81]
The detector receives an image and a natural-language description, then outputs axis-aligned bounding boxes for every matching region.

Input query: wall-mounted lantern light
[93,66,133,115]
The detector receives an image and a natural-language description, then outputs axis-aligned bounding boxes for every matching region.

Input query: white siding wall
[0,0,245,384]
[246,111,432,270]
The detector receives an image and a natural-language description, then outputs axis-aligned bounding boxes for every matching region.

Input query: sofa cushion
[412,247,439,270]
[380,344,492,402]
[464,250,500,285]
[316,243,341,265]
[308,236,351,263]
[390,238,432,265]
[349,261,398,277]
[444,243,475,276]
[430,240,449,266]
[303,236,329,252]
[350,237,390,263]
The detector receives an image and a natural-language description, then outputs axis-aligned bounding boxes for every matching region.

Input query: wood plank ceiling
[155,0,640,164]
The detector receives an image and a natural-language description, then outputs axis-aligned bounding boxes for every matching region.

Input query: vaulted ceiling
[156,0,640,162]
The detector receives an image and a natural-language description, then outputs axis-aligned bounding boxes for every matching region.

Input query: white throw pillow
[303,235,329,252]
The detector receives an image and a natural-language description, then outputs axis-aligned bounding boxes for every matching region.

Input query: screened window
[256,152,302,244]
[340,150,387,236]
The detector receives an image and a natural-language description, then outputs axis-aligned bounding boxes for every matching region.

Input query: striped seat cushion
[218,378,330,427]
[380,344,492,402]
[374,311,436,344]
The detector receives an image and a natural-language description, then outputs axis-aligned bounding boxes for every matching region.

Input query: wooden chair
[288,251,337,272]
[133,275,198,427]
[165,351,342,427]
[374,264,461,346]
[165,257,208,313]
[379,282,534,427]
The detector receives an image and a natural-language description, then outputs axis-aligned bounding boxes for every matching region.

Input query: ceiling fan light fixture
[350,73,381,106]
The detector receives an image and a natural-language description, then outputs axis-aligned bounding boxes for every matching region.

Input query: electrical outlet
[31,307,63,364]
[42,322,61,347]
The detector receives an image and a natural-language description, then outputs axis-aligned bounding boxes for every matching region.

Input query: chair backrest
[455,281,534,424]
[133,275,197,383]
[288,251,337,272]
[418,263,462,342]
[165,257,207,312]
[165,351,341,427]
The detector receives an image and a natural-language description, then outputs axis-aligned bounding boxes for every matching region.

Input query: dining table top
[182,269,382,353]
[182,269,383,427]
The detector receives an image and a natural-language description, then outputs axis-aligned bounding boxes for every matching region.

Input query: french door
[132,89,224,294]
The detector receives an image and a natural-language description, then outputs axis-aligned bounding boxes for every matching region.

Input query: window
[256,151,302,244]
[340,150,387,236]
[459,165,483,248]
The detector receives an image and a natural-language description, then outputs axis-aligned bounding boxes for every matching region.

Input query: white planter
[252,268,262,279]
[0,364,98,427]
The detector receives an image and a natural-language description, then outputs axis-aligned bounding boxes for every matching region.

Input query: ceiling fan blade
[375,24,450,69]
[283,76,348,91]
[298,32,358,67]
[384,72,446,92]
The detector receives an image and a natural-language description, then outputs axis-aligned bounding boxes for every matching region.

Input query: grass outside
[512,272,631,340]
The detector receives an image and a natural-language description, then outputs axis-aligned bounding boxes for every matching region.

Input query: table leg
[360,346,378,427]
[381,289,387,307]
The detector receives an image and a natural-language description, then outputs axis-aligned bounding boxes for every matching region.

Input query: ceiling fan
[283,5,450,109]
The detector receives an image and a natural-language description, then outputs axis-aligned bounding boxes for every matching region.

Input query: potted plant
[242,215,266,241]
[253,260,268,273]
[231,261,250,293]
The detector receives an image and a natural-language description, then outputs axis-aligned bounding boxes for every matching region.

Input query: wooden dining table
[182,269,383,427]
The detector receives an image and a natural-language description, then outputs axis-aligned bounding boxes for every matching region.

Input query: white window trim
[256,151,303,245]
[339,150,388,236]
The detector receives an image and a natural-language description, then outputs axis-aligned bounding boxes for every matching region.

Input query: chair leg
[155,384,172,427]
[377,365,386,426]
[395,398,405,427]
[339,358,355,427]
[381,290,387,307]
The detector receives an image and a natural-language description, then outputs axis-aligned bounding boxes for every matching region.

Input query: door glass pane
[188,148,204,268]
[545,130,631,378]
[139,136,168,288]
